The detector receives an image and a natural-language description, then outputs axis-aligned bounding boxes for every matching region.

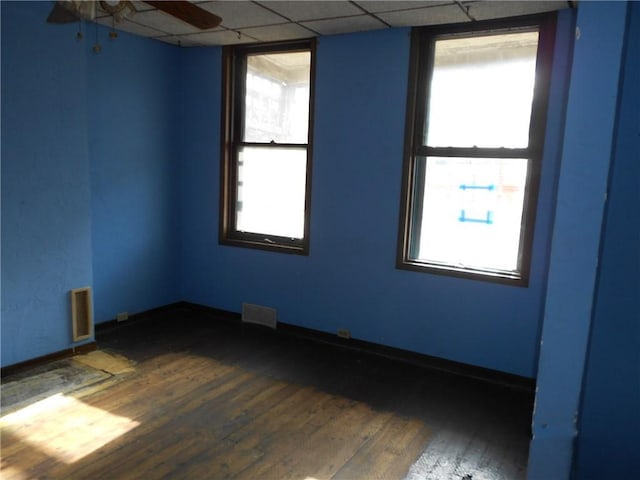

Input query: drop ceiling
[94,1,573,47]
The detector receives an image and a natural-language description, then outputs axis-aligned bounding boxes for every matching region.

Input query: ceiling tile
[196,1,289,29]
[257,1,363,22]
[238,22,317,42]
[129,9,205,35]
[355,1,453,14]
[377,4,469,27]
[179,29,259,46]
[463,1,569,21]
[301,15,387,36]
[95,17,168,38]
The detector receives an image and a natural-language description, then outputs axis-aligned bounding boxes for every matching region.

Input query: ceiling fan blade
[47,2,81,23]
[145,1,222,30]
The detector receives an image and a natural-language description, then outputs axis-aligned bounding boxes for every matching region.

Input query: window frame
[397,13,557,286]
[220,39,316,255]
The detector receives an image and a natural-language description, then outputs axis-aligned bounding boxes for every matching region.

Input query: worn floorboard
[1,307,533,479]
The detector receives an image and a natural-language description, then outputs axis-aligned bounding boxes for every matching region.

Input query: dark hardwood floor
[1,306,534,479]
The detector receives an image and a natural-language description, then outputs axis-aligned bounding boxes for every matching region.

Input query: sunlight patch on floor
[0,465,29,479]
[1,393,139,464]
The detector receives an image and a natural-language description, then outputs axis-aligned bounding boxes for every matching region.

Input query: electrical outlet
[337,328,351,339]
[116,312,129,322]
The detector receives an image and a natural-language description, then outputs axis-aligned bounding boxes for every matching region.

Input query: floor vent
[71,287,93,341]
[242,303,277,329]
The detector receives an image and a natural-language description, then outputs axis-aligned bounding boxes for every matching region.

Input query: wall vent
[242,303,277,329]
[71,287,93,341]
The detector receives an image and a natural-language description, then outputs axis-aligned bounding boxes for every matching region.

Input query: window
[220,40,315,254]
[398,15,556,285]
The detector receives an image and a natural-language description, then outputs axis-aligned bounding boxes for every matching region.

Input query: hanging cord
[93,21,102,53]
[76,19,84,41]
[110,15,118,39]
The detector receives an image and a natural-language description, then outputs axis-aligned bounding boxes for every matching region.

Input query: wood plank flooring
[1,306,534,479]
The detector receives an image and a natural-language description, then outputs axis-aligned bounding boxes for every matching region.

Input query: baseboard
[94,301,190,332]
[179,302,243,324]
[91,301,535,393]
[1,342,97,377]
[179,302,535,393]
[279,319,534,393]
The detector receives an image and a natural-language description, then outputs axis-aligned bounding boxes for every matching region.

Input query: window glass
[244,52,311,144]
[236,146,307,239]
[426,31,539,148]
[413,157,528,272]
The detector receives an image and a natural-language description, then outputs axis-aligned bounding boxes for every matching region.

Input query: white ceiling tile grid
[82,1,572,47]
[376,3,471,28]
[237,22,317,42]
[257,1,365,22]
[301,14,388,36]
[200,1,289,29]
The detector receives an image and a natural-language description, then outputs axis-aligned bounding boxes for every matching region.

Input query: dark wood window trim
[397,13,557,286]
[220,39,316,255]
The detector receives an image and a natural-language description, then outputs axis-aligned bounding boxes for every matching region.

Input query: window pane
[236,146,307,239]
[426,31,539,148]
[244,51,311,144]
[412,157,528,272]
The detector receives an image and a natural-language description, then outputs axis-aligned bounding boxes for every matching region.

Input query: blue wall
[88,24,181,323]
[1,1,182,367]
[527,2,632,478]
[175,46,222,302]
[1,2,93,365]
[178,21,573,378]
[574,2,640,477]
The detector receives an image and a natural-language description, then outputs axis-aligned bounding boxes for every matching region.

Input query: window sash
[424,30,540,149]
[408,155,531,276]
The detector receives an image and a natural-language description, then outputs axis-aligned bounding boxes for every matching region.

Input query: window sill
[219,235,308,256]
[397,259,528,287]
